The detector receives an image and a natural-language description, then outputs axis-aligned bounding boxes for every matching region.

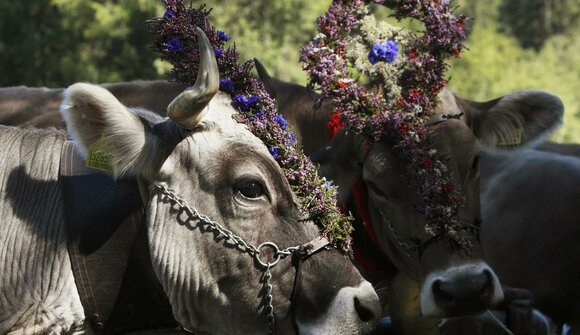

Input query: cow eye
[367,181,389,199]
[236,180,265,200]
[471,154,481,171]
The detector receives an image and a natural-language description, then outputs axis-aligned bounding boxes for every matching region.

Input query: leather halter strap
[290,236,332,333]
[60,141,176,334]
[425,112,464,126]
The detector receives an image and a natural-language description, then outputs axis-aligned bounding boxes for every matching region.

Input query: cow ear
[459,90,564,148]
[60,83,153,177]
[254,58,278,100]
[311,131,365,203]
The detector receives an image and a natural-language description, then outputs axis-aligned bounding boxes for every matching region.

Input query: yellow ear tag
[86,135,114,172]
[497,128,523,146]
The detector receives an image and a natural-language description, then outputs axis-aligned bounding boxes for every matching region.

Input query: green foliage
[0,0,161,87]
[498,0,580,50]
[189,0,331,83]
[448,9,580,142]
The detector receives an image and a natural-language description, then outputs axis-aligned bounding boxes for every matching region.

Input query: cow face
[59,31,380,335]
[316,88,563,318]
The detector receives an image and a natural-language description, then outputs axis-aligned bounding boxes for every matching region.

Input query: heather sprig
[149,1,353,248]
[300,0,472,248]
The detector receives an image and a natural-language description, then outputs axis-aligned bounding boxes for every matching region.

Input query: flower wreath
[300,0,472,248]
[149,1,352,249]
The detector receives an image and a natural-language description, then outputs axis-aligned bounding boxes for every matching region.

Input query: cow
[0,30,382,335]
[535,141,580,158]
[480,148,580,333]
[254,62,567,332]
[0,80,186,128]
[1,75,572,333]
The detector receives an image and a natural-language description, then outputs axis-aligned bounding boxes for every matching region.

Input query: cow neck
[60,141,177,334]
[343,179,397,283]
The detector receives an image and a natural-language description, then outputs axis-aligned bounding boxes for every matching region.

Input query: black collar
[60,141,177,334]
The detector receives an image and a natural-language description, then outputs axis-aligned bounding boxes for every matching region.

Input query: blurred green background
[0,0,578,142]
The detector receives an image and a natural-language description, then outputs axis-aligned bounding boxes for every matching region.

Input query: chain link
[264,264,275,333]
[152,183,304,334]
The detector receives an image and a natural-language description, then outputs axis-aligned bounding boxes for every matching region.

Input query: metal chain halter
[152,183,332,334]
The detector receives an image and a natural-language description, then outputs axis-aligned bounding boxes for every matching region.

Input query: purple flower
[368,40,398,64]
[218,30,230,42]
[287,132,297,143]
[215,48,223,58]
[219,78,234,92]
[233,94,260,111]
[164,9,175,18]
[273,115,287,129]
[269,147,280,159]
[167,37,182,52]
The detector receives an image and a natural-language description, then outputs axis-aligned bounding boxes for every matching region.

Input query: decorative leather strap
[60,141,177,334]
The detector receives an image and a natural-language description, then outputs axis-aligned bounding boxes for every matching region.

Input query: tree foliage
[0,0,161,87]
[0,0,578,142]
[189,0,331,83]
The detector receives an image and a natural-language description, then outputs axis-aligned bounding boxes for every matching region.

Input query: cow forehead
[191,92,270,155]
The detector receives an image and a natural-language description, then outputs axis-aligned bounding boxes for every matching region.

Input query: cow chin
[419,262,504,318]
[296,281,380,335]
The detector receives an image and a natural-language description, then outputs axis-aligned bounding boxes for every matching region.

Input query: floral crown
[300,0,472,248]
[149,1,353,249]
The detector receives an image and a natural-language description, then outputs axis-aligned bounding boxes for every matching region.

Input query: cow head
[59,30,380,334]
[318,88,563,317]
[256,60,563,318]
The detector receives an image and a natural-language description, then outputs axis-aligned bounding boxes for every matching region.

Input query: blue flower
[273,115,287,130]
[218,31,230,42]
[167,37,182,52]
[215,48,223,58]
[269,147,281,160]
[368,40,398,64]
[233,94,261,111]
[164,9,175,18]
[324,180,333,190]
[287,132,297,143]
[254,110,265,119]
[247,95,260,105]
[219,78,234,92]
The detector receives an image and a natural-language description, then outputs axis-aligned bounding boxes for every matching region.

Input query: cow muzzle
[420,262,504,317]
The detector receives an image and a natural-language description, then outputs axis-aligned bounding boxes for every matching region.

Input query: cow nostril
[354,296,376,322]
[480,270,494,303]
[432,280,455,307]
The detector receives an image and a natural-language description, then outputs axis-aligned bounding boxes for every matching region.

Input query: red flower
[409,48,418,60]
[408,88,422,103]
[421,159,433,169]
[455,21,464,31]
[337,79,348,88]
[396,96,405,106]
[442,183,453,194]
[397,123,410,135]
[327,112,344,139]
[452,49,461,58]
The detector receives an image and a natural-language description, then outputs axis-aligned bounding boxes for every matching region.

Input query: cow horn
[167,27,219,129]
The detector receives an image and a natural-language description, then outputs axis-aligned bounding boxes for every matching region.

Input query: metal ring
[256,242,282,268]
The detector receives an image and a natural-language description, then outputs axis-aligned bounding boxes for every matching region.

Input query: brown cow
[0,80,187,128]
[255,63,570,334]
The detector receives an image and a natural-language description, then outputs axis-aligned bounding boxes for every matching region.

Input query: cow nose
[432,269,495,316]
[354,288,382,333]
